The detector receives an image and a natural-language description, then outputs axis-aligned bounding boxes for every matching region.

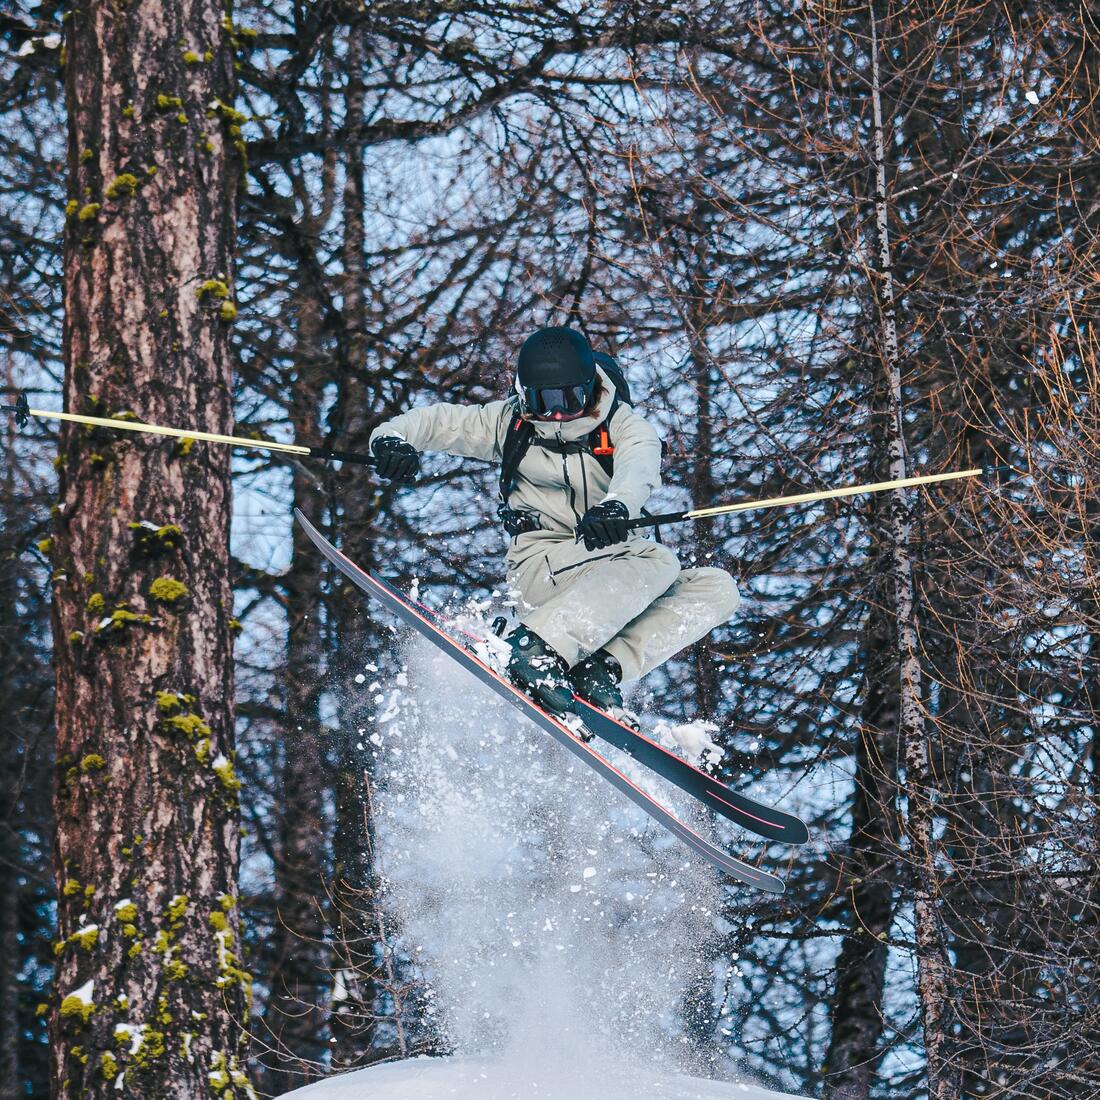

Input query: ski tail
[572,699,809,846]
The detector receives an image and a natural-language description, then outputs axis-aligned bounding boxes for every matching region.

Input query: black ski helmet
[516,327,597,421]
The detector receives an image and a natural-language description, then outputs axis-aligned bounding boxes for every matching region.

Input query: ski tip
[785,821,810,846]
[721,866,785,894]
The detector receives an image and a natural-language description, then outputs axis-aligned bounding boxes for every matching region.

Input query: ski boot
[569,650,641,731]
[568,649,623,710]
[506,628,574,714]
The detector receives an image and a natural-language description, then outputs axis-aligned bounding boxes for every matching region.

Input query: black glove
[371,436,420,482]
[576,499,630,551]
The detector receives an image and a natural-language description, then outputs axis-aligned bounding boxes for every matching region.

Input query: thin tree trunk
[0,399,55,1098]
[50,2,244,1095]
[821,591,899,1099]
[867,8,955,1095]
[677,295,725,1068]
[0,741,18,1100]
[687,318,722,715]
[329,25,385,1068]
[0,454,21,1096]
[262,294,331,1092]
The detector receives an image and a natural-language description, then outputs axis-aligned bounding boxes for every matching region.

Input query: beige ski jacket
[370,369,663,564]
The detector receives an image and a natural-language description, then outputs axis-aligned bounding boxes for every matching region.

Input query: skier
[368,327,741,716]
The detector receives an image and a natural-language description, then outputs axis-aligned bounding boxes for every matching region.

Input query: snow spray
[366,615,723,1097]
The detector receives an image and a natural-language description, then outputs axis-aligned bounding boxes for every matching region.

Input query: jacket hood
[518,367,618,443]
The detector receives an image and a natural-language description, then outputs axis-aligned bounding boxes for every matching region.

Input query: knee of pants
[633,539,681,593]
[690,566,741,622]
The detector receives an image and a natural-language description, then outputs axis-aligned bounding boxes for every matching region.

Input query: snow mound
[277,1055,810,1100]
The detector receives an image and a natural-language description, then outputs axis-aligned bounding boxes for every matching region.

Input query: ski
[372,581,805,845]
[571,699,808,846]
[295,509,785,893]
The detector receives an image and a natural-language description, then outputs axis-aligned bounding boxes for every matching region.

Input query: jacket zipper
[560,439,581,522]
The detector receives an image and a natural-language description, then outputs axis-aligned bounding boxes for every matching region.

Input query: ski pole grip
[626,509,688,531]
[308,447,377,467]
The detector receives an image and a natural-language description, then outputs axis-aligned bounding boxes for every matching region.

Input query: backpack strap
[587,400,666,541]
[499,411,536,503]
[587,395,620,477]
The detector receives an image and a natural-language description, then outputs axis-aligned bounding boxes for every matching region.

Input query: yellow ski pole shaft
[3,393,376,467]
[627,465,1009,530]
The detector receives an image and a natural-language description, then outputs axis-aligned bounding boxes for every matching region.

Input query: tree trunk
[821,589,899,1099]
[677,293,724,1068]
[262,294,331,1092]
[329,26,385,1068]
[50,2,245,1095]
[0,745,18,1100]
[866,9,955,1095]
[0,474,22,1097]
[687,317,722,717]
[0,397,56,1098]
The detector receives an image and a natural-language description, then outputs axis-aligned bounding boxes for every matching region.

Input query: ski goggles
[522,380,595,421]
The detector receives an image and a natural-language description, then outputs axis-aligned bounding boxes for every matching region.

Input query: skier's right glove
[371,436,420,482]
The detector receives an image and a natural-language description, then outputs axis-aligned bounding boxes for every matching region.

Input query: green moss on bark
[149,576,188,603]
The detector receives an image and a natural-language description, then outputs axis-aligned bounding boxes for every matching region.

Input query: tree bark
[262,288,331,1093]
[866,8,956,1095]
[50,1,245,1095]
[821,590,899,1099]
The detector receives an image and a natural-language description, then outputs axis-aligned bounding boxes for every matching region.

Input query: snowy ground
[278,1054,811,1100]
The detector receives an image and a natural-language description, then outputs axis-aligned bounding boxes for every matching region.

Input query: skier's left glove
[576,499,630,551]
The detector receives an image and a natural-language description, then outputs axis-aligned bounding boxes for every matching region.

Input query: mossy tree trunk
[50,1,247,1096]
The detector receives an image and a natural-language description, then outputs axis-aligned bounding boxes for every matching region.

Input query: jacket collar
[523,367,616,442]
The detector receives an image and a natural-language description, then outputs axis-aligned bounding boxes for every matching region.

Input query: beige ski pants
[508,535,740,682]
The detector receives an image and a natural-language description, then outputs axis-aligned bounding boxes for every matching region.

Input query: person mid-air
[369,326,740,718]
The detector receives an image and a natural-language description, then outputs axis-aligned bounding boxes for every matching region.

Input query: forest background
[1,1,1098,1098]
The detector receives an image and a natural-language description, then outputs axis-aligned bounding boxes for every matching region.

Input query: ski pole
[2,390,376,467]
[625,464,1013,531]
